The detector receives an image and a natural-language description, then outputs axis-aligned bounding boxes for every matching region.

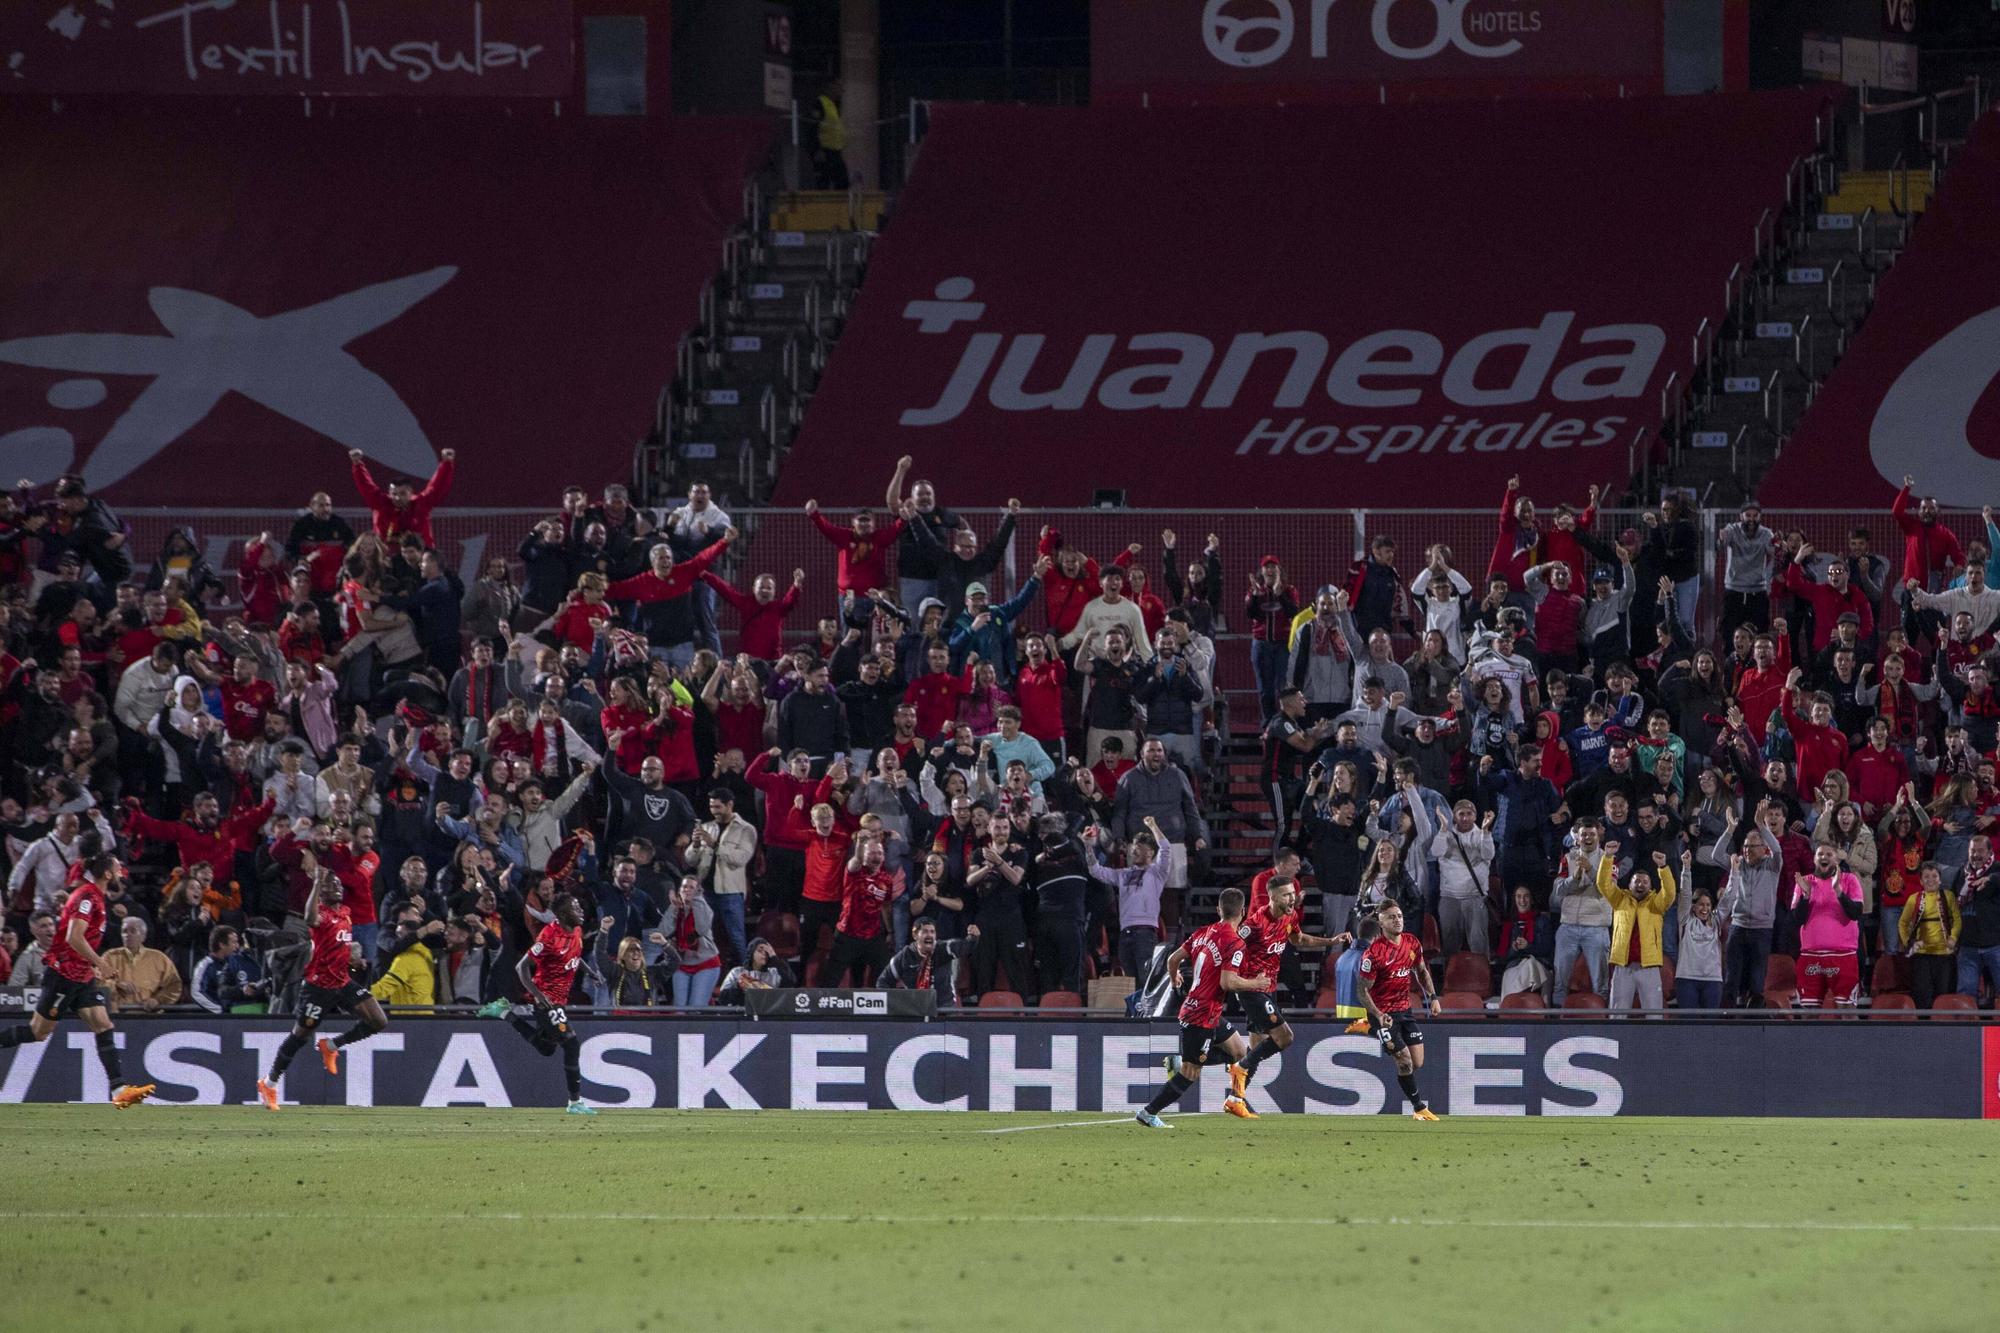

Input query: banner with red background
[775,93,1828,509]
[0,107,769,508]
[0,0,573,98]
[1760,113,2000,508]
[1092,0,1663,106]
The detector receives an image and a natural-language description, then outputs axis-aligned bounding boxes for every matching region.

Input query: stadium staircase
[1666,160,1944,507]
[644,186,889,509]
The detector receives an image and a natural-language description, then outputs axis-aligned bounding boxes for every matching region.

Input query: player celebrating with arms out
[504,891,596,1115]
[1228,871,1350,1111]
[1135,886,1270,1129]
[258,864,389,1109]
[0,849,155,1108]
[1361,900,1443,1121]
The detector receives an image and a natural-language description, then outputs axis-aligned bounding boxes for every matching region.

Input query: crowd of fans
[2,459,1997,1018]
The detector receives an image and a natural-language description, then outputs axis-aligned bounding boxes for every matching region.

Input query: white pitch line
[3,1210,1997,1236]
[977,1116,1149,1134]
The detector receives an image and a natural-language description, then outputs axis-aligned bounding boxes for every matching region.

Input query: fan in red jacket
[806,501,905,596]
[349,448,454,548]
[237,533,286,627]
[124,791,275,883]
[1781,671,1851,798]
[1844,720,1911,820]
[700,569,802,661]
[1731,627,1793,745]
[748,749,819,854]
[1779,550,1873,650]
[1037,526,1136,640]
[1891,477,1964,591]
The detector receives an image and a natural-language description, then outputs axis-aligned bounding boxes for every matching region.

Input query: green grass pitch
[5,1106,1995,1333]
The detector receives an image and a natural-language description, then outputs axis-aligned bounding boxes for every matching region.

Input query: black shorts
[1377,1012,1425,1054]
[298,980,371,1030]
[1178,1021,1237,1065]
[1243,990,1287,1034]
[517,1003,577,1051]
[35,972,107,1021]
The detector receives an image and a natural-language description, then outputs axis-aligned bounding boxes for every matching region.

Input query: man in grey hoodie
[1720,823,1780,1007]
[1551,818,1613,1006]
[1108,739,1209,900]
[1719,504,1776,640]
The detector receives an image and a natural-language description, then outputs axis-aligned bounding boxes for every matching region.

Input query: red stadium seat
[1038,991,1084,1009]
[1566,955,1595,996]
[1421,916,1441,954]
[1761,987,1798,1011]
[1869,993,1918,1019]
[1871,953,1910,995]
[755,911,800,957]
[1499,991,1547,1013]
[1438,991,1487,1013]
[1443,953,1492,996]
[1765,954,1797,991]
[1658,956,1675,995]
[1313,986,1341,1012]
[1563,992,1608,1012]
[978,991,1025,1009]
[1931,994,1980,1020]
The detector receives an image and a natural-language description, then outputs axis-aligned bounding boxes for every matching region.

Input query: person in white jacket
[7,809,116,914]
[1428,800,1496,955]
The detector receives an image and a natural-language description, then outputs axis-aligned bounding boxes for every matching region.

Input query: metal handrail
[1794,313,1817,382]
[1825,258,1846,318]
[1660,370,1681,447]
[1691,316,1709,371]
[1761,370,1783,432]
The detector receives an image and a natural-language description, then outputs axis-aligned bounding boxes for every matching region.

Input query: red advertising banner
[1760,114,2000,508]
[1985,1028,2000,1120]
[777,93,1827,509]
[1092,0,1662,106]
[0,0,572,98]
[0,107,769,507]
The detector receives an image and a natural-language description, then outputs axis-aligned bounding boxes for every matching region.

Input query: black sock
[332,1022,377,1049]
[268,1030,310,1082]
[1240,1038,1279,1076]
[0,1024,33,1049]
[1144,1071,1192,1116]
[561,1037,582,1101]
[508,1013,539,1043]
[1397,1069,1427,1112]
[94,1029,123,1086]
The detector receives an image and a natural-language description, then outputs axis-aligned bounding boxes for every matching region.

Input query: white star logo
[0,265,456,489]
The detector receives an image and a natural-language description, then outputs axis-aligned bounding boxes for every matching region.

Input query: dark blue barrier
[3,1018,1985,1116]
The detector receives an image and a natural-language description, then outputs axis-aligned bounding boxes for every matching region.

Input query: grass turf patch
[3,1107,1994,1333]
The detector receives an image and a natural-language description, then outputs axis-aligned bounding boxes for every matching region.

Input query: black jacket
[777,687,849,760]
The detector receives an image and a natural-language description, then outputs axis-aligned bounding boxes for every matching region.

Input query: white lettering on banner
[68,1030,121,1105]
[1234,413,1627,463]
[1201,0,1527,69]
[896,279,1665,449]
[1542,1036,1622,1114]
[237,1031,293,1105]
[1449,1036,1527,1114]
[1299,1035,1388,1113]
[421,1033,511,1107]
[791,1033,868,1110]
[1868,305,2000,496]
[884,1034,970,1110]
[133,1,546,89]
[679,1033,764,1109]
[581,1034,655,1108]
[342,1030,404,1106]
[0,268,456,490]
[0,1029,52,1102]
[987,1035,1078,1112]
[1099,1034,1179,1111]
[143,1031,226,1104]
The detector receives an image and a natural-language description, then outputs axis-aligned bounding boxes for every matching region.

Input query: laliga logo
[1869,305,2000,493]
[1202,0,1524,69]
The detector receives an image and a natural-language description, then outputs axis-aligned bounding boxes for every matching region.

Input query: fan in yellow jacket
[1596,845,1682,1012]
[371,937,437,1008]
